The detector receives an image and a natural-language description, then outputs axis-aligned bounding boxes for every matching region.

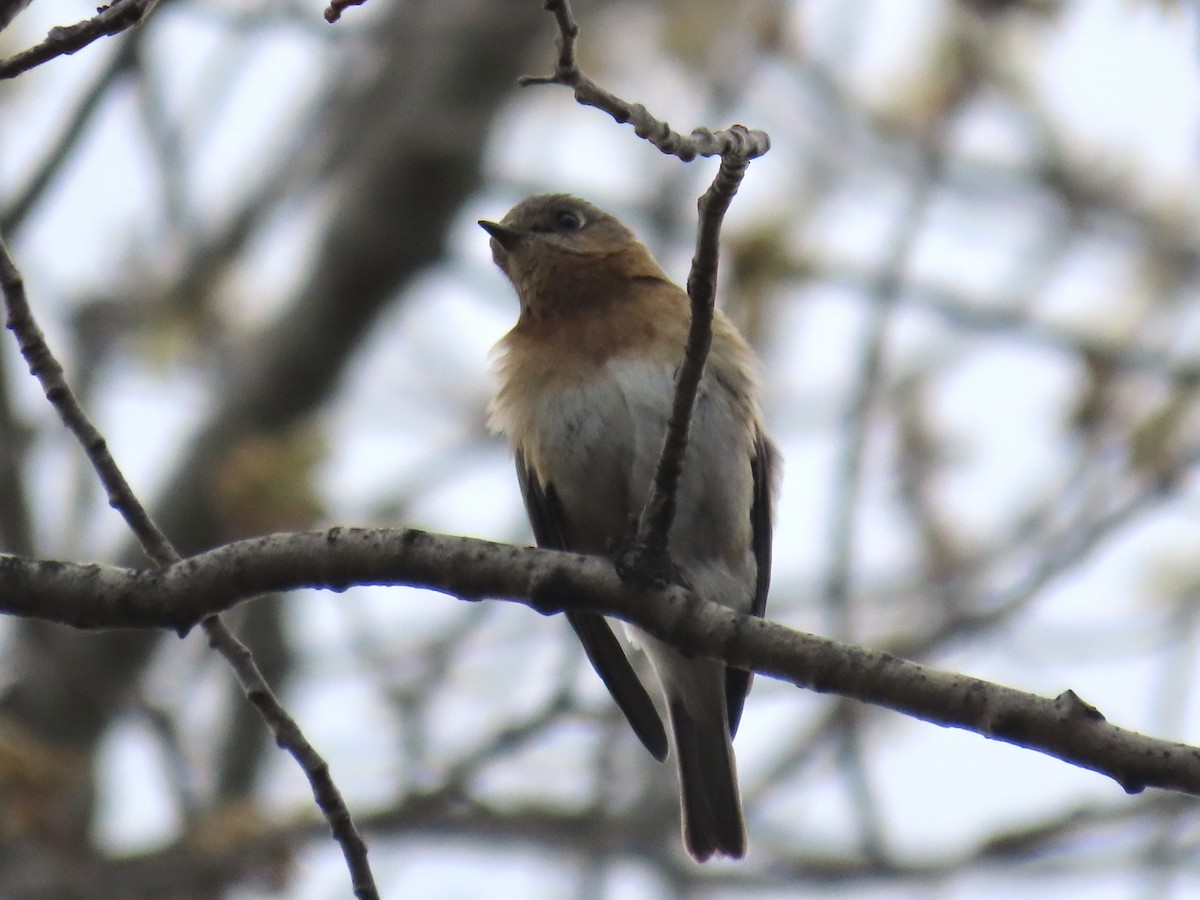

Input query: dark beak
[478,220,524,251]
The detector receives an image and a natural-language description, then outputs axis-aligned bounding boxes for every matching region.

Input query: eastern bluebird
[480,194,779,862]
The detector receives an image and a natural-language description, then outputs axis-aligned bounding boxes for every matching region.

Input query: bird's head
[479,194,666,318]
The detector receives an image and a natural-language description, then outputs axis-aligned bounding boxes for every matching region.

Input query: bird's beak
[478,220,524,251]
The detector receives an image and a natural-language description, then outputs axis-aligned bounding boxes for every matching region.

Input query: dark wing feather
[726,431,778,737]
[515,450,669,761]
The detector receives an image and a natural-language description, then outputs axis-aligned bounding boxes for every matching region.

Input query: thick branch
[2,526,1198,798]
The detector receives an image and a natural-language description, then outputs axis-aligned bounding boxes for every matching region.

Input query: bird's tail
[670,697,746,862]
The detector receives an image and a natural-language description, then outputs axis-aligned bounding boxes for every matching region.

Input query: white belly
[512,356,757,612]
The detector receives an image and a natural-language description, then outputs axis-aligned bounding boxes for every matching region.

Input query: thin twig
[323,0,367,24]
[629,151,751,571]
[0,237,379,900]
[0,0,161,79]
[0,242,176,562]
[519,0,770,162]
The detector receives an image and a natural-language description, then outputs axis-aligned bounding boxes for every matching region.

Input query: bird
[480,194,779,862]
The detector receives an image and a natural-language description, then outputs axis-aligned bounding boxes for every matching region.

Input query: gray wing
[726,431,778,737]
[516,450,669,762]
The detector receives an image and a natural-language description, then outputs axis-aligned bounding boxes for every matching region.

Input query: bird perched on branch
[481,194,779,862]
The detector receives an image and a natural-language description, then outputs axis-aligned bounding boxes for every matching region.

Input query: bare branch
[0,238,379,900]
[519,0,770,162]
[1,526,1198,799]
[0,0,161,80]
[323,0,367,24]
[0,238,176,563]
[628,149,753,572]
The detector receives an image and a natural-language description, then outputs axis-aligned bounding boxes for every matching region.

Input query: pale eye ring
[555,209,585,231]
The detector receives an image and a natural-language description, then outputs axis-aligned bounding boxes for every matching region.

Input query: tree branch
[0,238,379,900]
[518,0,769,162]
[630,147,754,569]
[1,525,1198,799]
[323,0,367,24]
[0,0,161,80]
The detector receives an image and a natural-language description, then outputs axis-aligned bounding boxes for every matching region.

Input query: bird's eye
[555,209,585,231]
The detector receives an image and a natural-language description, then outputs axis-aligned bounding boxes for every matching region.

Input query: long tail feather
[670,698,746,861]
